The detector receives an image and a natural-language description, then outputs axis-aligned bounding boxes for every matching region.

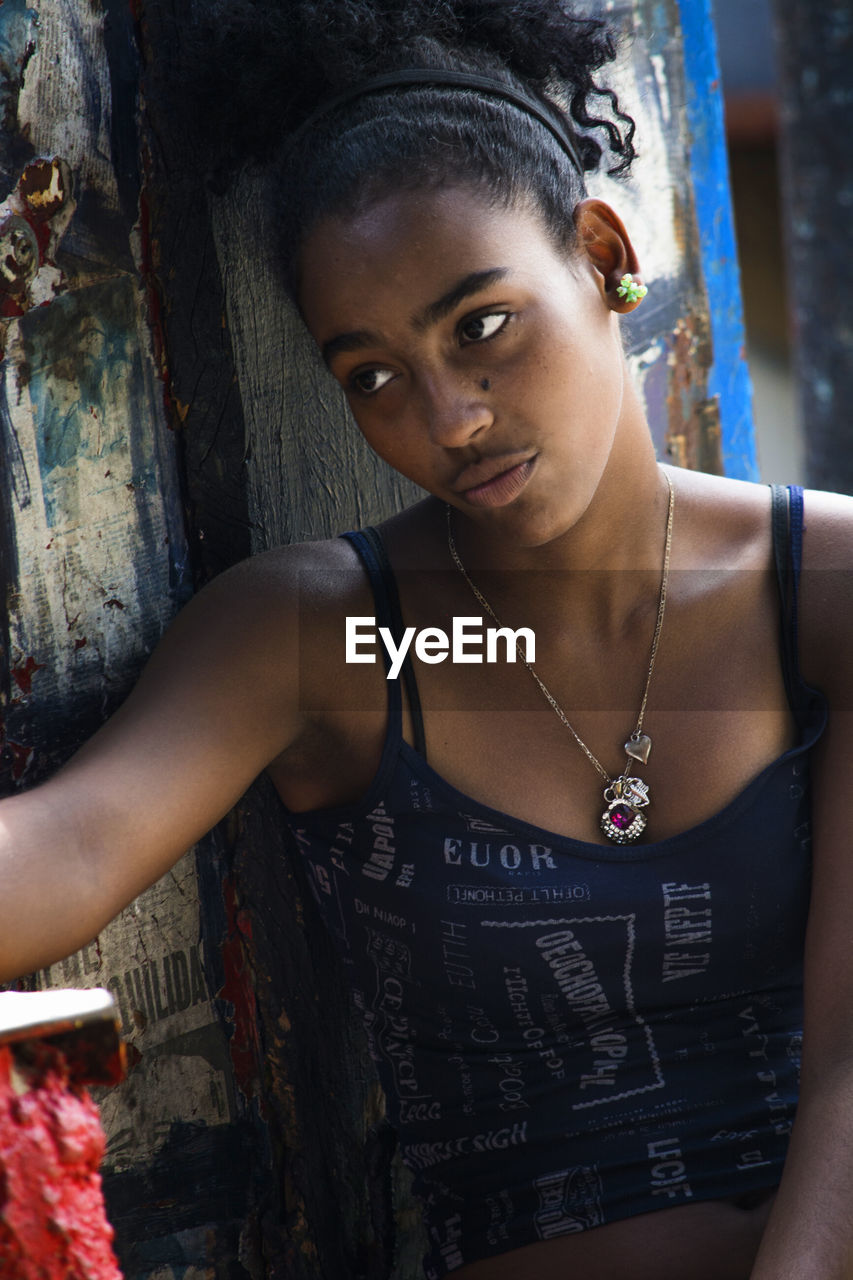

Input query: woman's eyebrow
[322,329,375,366]
[321,267,509,367]
[412,267,509,331]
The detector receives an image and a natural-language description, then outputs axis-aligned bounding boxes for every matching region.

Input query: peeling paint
[0,156,74,358]
[663,310,723,473]
[0,1042,122,1280]
[218,878,261,1103]
[10,654,44,694]
[0,0,38,190]
[18,155,70,220]
[0,215,39,298]
[7,740,33,782]
[676,0,756,478]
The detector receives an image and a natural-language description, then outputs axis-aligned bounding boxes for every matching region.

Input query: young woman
[2,2,853,1277]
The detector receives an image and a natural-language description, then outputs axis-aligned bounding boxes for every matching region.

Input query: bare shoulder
[675,473,853,555]
[671,469,853,567]
[120,532,377,753]
[798,487,853,696]
[190,534,370,607]
[663,466,774,569]
[664,470,852,691]
[163,534,372,653]
[799,486,853,568]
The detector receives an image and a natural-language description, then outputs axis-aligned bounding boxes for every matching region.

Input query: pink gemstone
[611,805,634,830]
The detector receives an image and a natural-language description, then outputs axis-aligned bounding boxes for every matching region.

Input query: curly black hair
[191,1,636,295]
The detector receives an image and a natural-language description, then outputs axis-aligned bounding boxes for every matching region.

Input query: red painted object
[0,991,125,1280]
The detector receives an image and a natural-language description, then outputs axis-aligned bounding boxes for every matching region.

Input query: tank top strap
[340,527,428,758]
[770,483,808,722]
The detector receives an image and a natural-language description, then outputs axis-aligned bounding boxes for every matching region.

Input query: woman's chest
[403,581,796,846]
[396,552,797,845]
[276,550,801,847]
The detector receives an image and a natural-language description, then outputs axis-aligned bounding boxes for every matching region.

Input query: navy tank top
[286,486,827,1278]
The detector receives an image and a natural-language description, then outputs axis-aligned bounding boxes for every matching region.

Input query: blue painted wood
[677,0,759,480]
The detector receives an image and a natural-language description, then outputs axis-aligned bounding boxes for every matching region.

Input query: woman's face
[299,183,630,546]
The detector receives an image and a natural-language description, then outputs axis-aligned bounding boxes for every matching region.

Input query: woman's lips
[455,455,537,508]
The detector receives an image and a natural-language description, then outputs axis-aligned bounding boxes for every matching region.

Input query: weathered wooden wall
[1,1,751,1277]
[0,2,261,1275]
[578,0,756,482]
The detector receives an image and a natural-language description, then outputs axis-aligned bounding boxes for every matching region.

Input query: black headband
[291,69,584,175]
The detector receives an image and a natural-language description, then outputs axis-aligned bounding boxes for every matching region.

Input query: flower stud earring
[616,273,648,304]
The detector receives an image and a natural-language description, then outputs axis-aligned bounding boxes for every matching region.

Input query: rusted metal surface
[0,990,125,1280]
[772,1,853,495]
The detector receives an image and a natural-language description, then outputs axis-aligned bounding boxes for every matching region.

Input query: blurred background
[712,0,853,490]
[713,0,798,483]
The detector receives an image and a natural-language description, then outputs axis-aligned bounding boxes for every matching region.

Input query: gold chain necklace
[445,471,675,844]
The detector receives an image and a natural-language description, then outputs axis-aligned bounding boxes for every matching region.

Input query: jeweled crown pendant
[599,734,653,845]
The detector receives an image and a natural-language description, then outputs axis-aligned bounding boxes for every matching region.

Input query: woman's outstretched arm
[750,488,853,1280]
[0,547,310,984]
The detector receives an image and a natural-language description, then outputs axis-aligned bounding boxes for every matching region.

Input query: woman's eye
[351,367,395,395]
[459,312,509,344]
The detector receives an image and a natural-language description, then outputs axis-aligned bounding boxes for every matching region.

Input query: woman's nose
[421,372,493,447]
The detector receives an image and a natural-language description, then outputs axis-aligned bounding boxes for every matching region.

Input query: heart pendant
[624,733,652,765]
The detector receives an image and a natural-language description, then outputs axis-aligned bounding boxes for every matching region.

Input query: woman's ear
[573,199,645,313]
